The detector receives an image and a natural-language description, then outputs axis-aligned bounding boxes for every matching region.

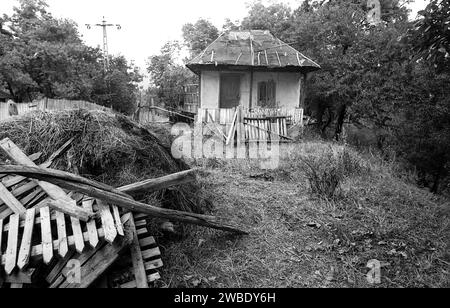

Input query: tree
[410,0,450,71]
[222,18,240,32]
[147,41,195,108]
[182,19,219,59]
[0,0,141,114]
[241,0,294,39]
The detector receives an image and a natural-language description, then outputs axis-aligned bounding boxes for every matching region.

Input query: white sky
[0,0,430,85]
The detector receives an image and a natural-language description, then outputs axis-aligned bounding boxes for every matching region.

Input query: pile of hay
[0,109,207,214]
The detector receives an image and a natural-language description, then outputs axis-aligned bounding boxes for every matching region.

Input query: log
[0,166,248,235]
[118,169,198,194]
[0,164,130,199]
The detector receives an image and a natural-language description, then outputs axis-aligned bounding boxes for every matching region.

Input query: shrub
[300,146,367,199]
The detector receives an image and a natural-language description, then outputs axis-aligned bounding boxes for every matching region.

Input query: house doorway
[220,74,241,108]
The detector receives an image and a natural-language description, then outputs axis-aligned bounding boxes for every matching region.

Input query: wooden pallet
[0,197,124,276]
[110,213,163,288]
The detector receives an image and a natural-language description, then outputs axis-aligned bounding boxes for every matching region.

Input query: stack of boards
[0,138,163,288]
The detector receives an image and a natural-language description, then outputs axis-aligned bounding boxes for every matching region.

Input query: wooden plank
[142,247,161,260]
[0,181,39,210]
[46,199,93,222]
[145,259,164,271]
[148,272,161,282]
[96,200,118,244]
[139,236,156,248]
[5,214,20,274]
[40,207,53,264]
[0,138,77,207]
[0,182,26,216]
[129,215,148,288]
[0,219,3,261]
[70,216,85,254]
[82,200,99,248]
[112,205,124,236]
[55,211,68,258]
[17,208,36,269]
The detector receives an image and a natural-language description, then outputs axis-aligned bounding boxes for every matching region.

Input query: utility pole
[86,17,121,71]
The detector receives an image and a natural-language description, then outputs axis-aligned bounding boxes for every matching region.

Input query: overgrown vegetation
[158,143,449,288]
[300,146,368,199]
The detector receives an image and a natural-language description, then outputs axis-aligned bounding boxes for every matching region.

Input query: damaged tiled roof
[187,30,321,73]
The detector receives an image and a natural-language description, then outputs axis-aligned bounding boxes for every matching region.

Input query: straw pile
[0,109,208,214]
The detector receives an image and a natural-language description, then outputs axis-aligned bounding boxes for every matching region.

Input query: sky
[0,0,430,85]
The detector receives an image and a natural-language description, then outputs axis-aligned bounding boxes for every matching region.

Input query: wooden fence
[197,107,303,143]
[0,99,112,121]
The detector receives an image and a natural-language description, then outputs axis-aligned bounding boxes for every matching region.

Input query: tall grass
[299,146,369,199]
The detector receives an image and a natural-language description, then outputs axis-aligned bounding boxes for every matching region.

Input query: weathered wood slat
[70,216,85,254]
[96,200,117,244]
[5,214,20,274]
[55,211,68,258]
[0,181,39,210]
[145,259,163,271]
[142,247,161,260]
[17,208,36,269]
[112,205,124,236]
[0,183,26,216]
[40,207,53,264]
[139,236,156,248]
[128,215,148,288]
[0,219,3,261]
[82,200,99,248]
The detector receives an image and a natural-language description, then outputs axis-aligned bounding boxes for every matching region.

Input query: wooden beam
[128,215,149,288]
[46,199,94,222]
[275,50,282,66]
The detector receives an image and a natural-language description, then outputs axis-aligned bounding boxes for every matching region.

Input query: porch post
[249,70,254,110]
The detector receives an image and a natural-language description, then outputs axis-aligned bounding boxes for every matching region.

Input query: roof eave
[186,63,321,74]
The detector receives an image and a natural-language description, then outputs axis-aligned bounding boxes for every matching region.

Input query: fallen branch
[0,166,248,235]
[118,169,198,194]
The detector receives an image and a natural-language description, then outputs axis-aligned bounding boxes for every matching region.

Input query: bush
[300,146,367,199]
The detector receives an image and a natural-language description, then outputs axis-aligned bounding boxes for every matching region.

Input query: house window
[258,80,276,108]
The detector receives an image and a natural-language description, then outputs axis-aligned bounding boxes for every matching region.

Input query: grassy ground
[153,141,449,288]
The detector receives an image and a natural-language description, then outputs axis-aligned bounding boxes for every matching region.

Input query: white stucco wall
[200,70,302,109]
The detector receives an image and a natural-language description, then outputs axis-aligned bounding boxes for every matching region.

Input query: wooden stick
[244,121,293,141]
[118,169,197,194]
[226,109,238,146]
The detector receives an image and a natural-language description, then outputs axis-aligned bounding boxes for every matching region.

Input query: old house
[186,30,321,111]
